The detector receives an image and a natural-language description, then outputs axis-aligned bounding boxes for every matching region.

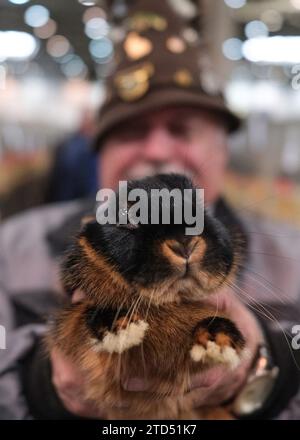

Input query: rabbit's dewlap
[48,174,246,419]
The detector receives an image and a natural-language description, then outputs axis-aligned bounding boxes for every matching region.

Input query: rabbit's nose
[168,237,195,260]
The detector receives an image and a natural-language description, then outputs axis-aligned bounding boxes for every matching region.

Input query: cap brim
[94,87,242,150]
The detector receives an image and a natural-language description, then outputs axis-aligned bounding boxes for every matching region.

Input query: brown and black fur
[47,174,247,419]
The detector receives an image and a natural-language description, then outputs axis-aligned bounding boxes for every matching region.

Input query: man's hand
[51,348,107,418]
[181,287,264,408]
[51,288,264,418]
[50,290,131,418]
[50,290,105,418]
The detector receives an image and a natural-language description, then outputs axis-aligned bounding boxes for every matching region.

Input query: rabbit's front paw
[190,317,245,369]
[86,306,149,354]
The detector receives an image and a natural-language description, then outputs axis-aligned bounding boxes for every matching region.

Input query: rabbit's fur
[47,174,246,419]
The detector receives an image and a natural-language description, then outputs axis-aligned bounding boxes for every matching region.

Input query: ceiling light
[85,17,109,39]
[224,0,246,9]
[61,56,88,78]
[9,0,30,4]
[167,0,197,19]
[0,31,38,60]
[24,5,50,28]
[243,36,300,64]
[47,35,71,58]
[33,19,57,39]
[57,53,75,64]
[245,20,269,39]
[78,0,97,6]
[82,6,106,23]
[89,37,113,60]
[222,38,243,61]
[181,28,199,45]
[109,26,125,43]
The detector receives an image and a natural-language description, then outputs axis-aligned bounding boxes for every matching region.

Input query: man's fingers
[189,365,226,390]
[51,349,84,385]
[58,390,106,419]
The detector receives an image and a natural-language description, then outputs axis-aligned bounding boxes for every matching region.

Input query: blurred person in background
[0,0,300,420]
[45,110,98,203]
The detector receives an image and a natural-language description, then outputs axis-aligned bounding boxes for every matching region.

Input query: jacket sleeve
[0,258,45,419]
[0,218,57,419]
[0,224,81,420]
[0,201,94,420]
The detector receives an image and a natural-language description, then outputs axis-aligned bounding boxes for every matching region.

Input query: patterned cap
[95,0,240,148]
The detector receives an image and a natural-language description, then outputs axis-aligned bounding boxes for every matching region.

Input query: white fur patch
[190,344,207,362]
[91,320,149,354]
[190,341,241,369]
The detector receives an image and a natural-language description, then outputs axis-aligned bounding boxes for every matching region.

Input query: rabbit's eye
[117,207,139,230]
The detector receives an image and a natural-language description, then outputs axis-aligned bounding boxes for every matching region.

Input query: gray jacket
[0,198,300,419]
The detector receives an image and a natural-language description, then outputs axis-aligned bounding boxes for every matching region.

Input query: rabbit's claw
[189,317,245,369]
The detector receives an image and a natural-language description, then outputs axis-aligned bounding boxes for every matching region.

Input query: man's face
[99,106,229,204]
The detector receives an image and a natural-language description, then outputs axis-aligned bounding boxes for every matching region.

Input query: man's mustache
[125,163,196,181]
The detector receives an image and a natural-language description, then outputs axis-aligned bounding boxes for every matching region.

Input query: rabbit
[46,174,247,420]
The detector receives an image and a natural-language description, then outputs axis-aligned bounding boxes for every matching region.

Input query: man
[0,0,300,419]
[45,111,98,204]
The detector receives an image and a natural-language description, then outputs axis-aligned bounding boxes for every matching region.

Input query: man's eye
[168,123,189,138]
[117,126,148,142]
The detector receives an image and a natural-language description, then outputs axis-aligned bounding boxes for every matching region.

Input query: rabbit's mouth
[135,270,234,306]
[135,260,236,306]
[132,233,237,305]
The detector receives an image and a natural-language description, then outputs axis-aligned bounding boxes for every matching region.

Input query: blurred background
[0,0,300,224]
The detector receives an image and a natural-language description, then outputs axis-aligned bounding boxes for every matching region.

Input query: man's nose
[141,126,175,162]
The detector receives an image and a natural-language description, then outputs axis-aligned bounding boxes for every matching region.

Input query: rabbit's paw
[190,317,245,369]
[86,306,149,354]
